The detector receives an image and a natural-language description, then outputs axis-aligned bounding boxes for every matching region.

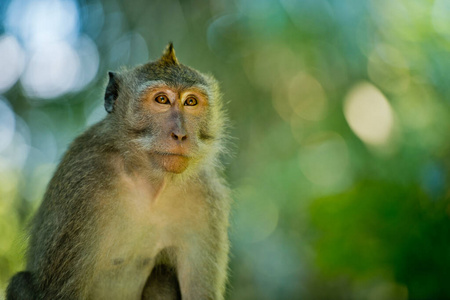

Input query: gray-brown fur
[6,43,231,300]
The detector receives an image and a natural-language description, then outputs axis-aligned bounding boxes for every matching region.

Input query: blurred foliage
[1,0,450,299]
[310,181,450,299]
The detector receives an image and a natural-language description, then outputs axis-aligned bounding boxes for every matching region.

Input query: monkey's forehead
[137,80,209,99]
[135,62,207,88]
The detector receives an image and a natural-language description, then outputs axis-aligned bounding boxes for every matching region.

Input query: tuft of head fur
[159,42,179,65]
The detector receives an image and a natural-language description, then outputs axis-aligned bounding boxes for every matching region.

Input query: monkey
[6,43,231,300]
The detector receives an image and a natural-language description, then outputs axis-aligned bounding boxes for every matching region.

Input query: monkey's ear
[160,42,179,65]
[104,71,119,113]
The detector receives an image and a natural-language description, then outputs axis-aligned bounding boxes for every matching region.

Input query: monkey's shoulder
[194,169,232,215]
[198,168,231,195]
[42,126,119,207]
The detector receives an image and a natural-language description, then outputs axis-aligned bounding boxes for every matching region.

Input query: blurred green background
[1,0,450,299]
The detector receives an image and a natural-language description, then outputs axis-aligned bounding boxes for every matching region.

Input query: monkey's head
[104,43,226,175]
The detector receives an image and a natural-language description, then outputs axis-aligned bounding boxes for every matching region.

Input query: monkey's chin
[155,154,190,174]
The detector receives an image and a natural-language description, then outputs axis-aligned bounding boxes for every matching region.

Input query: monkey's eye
[155,95,170,104]
[184,97,198,106]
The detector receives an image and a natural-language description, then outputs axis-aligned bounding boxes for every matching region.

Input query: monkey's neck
[150,176,166,201]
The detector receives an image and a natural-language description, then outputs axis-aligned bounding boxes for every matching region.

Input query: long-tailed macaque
[6,43,231,300]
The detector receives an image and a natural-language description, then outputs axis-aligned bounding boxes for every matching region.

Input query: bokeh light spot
[21,42,80,99]
[5,0,80,50]
[344,82,394,146]
[72,35,99,91]
[4,0,98,99]
[0,35,25,93]
[288,72,327,121]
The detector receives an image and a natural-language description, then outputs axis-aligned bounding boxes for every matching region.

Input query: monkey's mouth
[152,152,190,174]
[154,151,189,158]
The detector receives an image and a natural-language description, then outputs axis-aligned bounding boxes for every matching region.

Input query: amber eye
[184,97,198,106]
[155,95,169,104]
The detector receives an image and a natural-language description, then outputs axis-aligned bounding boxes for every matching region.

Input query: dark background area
[0,0,449,299]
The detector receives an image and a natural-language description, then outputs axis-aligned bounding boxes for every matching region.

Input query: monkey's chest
[88,185,208,299]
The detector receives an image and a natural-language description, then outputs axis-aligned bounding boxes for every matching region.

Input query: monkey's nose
[171,132,187,141]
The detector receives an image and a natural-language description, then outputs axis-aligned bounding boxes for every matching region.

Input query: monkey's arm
[9,133,118,300]
[176,227,229,300]
[177,173,231,300]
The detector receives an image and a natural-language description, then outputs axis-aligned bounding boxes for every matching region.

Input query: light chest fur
[88,171,210,299]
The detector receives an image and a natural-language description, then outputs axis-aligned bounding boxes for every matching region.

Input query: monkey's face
[104,43,224,175]
[134,83,211,174]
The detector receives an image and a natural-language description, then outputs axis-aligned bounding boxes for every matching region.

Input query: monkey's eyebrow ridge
[138,81,209,100]
[137,80,166,96]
